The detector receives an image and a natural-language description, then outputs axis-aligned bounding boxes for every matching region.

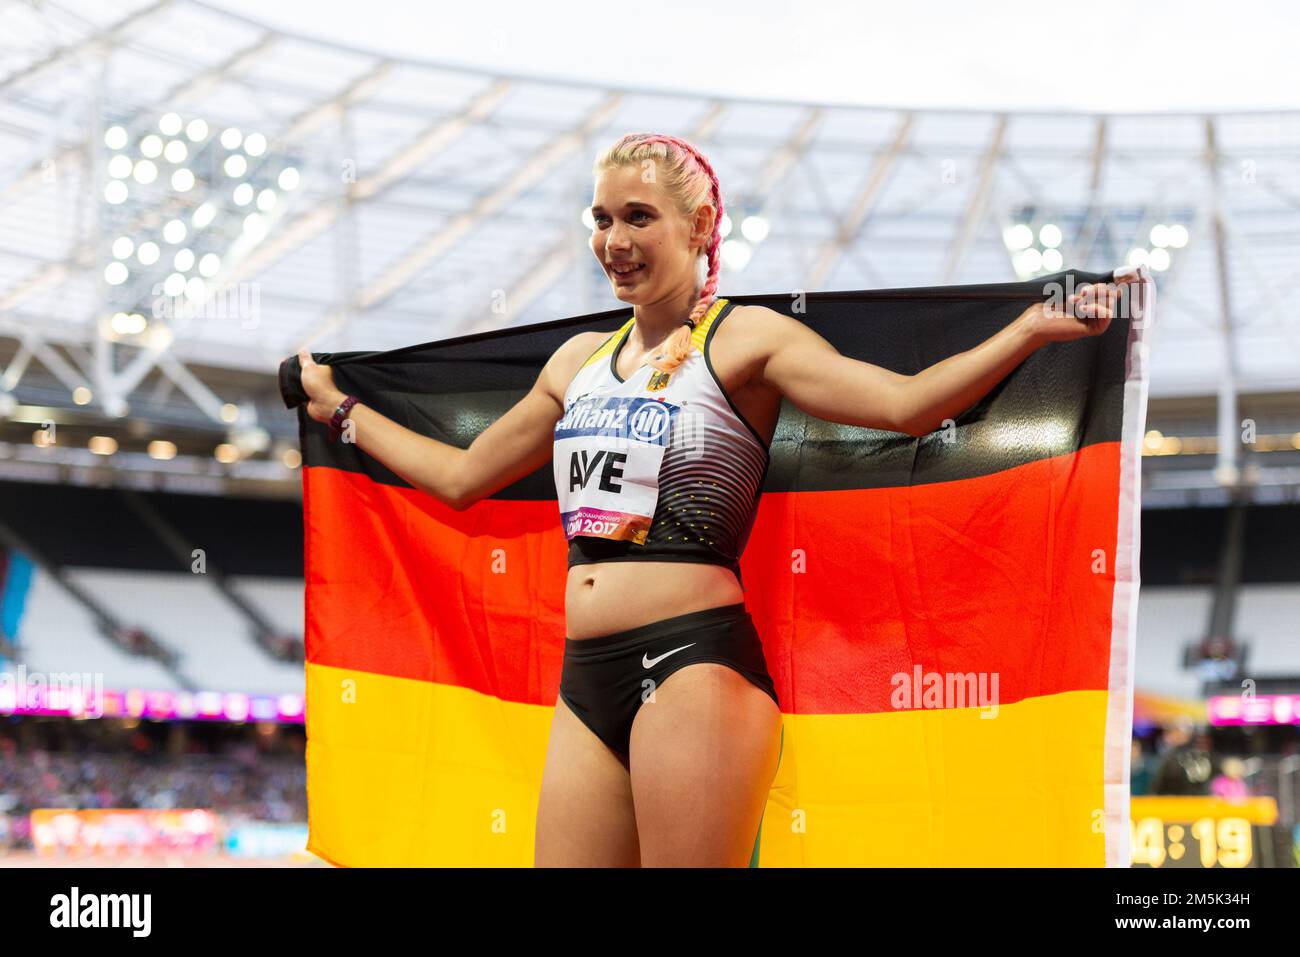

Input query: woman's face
[589,163,713,305]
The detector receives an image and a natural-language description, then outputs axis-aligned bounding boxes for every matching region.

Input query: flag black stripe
[288,270,1127,497]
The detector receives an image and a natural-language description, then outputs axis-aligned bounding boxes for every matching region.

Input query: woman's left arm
[757,269,1145,437]
[895,272,1151,435]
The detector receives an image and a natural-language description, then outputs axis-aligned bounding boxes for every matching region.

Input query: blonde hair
[593,133,724,373]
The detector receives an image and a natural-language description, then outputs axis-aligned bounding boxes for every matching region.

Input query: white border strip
[1103,265,1155,868]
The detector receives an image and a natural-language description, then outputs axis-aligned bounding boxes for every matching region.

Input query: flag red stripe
[304,441,1119,714]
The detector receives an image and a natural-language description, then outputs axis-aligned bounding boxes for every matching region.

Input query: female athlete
[297,132,1137,867]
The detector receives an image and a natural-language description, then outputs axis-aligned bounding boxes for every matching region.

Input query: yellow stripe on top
[690,296,730,351]
[578,318,633,370]
[579,298,730,371]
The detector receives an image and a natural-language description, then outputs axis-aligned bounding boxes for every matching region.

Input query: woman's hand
[1022,266,1150,345]
[297,348,348,424]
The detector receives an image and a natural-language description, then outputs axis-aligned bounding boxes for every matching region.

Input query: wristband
[327,395,360,441]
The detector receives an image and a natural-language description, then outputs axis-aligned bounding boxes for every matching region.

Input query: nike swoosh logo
[642,643,696,669]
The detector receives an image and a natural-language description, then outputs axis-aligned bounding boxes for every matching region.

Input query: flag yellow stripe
[306,661,1108,866]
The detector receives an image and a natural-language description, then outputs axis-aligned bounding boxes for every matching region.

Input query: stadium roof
[1,0,1298,496]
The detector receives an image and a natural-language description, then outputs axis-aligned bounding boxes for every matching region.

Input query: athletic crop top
[553,297,771,583]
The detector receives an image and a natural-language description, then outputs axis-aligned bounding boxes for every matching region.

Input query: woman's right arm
[297,333,601,511]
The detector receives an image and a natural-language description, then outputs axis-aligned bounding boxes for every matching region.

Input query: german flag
[280,267,1153,867]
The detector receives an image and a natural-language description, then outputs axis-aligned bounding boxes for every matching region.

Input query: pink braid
[634,134,724,326]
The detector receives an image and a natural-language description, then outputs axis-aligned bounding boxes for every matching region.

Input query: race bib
[553,394,681,544]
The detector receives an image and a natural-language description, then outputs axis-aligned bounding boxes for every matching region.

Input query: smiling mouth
[610,263,646,276]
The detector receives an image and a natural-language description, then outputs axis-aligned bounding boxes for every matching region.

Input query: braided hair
[592,133,724,373]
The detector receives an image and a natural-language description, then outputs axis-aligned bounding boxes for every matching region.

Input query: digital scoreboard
[1130,797,1278,868]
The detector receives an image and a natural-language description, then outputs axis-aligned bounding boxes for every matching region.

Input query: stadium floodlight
[720,238,752,271]
[1005,223,1034,250]
[1005,211,1081,279]
[1014,247,1043,274]
[740,214,769,243]
[132,159,157,184]
[1143,222,1187,270]
[192,202,216,228]
[110,312,146,335]
[229,425,271,456]
[97,109,303,418]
